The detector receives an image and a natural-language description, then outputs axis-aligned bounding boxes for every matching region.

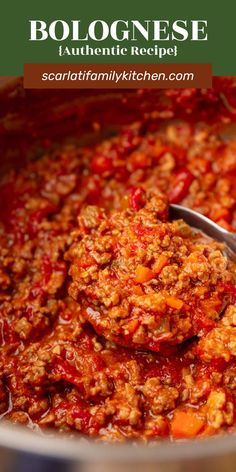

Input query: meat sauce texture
[66,193,234,352]
[1,85,236,441]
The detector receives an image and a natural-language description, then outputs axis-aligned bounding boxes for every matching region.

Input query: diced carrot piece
[152,255,168,274]
[166,296,184,310]
[200,297,221,315]
[128,151,151,170]
[124,319,140,335]
[171,411,205,439]
[200,425,216,437]
[135,265,154,283]
[120,195,129,210]
[132,285,144,295]
[195,286,208,297]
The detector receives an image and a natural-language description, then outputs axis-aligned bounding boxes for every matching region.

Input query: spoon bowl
[170,204,236,262]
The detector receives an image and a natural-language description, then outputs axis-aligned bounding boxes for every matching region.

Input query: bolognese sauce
[0,86,236,441]
[66,192,234,352]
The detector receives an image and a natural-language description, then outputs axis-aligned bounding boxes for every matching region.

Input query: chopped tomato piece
[2,320,19,345]
[129,187,146,211]
[41,255,52,285]
[71,406,92,432]
[221,282,236,302]
[52,358,83,391]
[91,155,113,175]
[82,175,102,205]
[168,168,194,203]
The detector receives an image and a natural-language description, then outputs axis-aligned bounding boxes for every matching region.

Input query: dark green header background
[1,0,235,75]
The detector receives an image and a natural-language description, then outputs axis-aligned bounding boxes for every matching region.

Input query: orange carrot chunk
[135,265,155,283]
[152,255,168,274]
[166,296,184,310]
[171,411,205,439]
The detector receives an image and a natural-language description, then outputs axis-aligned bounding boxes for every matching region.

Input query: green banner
[1,0,235,75]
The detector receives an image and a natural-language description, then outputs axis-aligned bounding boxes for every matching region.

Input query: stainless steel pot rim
[0,423,235,462]
[1,77,236,463]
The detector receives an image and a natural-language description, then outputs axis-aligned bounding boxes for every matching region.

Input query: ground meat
[197,305,236,362]
[1,85,236,441]
[66,192,234,352]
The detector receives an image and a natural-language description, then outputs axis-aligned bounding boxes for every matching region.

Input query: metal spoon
[170,204,236,262]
